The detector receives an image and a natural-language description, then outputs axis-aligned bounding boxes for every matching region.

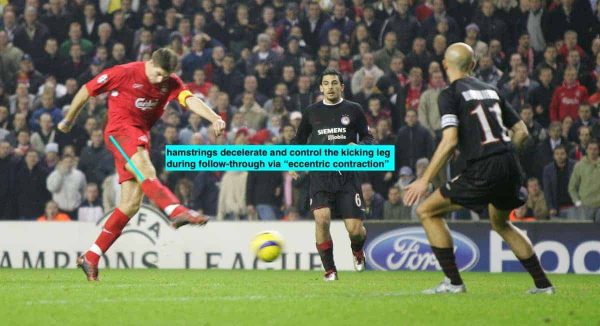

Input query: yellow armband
[177,90,194,108]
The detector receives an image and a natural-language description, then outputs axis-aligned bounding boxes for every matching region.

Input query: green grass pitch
[1,269,598,325]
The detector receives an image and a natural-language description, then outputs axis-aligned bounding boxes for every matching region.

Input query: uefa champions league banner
[1,205,598,273]
[0,205,355,270]
[364,223,600,274]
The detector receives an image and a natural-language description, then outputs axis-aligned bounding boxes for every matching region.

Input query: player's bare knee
[347,222,364,238]
[416,204,431,221]
[313,212,330,228]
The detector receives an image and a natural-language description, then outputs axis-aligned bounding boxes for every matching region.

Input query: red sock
[140,178,187,218]
[316,240,336,272]
[86,208,130,265]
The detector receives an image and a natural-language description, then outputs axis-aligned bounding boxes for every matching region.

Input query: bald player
[403,43,554,294]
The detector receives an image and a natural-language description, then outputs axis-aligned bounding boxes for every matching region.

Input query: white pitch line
[23,292,416,306]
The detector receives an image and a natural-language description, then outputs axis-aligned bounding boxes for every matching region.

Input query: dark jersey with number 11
[438,76,521,162]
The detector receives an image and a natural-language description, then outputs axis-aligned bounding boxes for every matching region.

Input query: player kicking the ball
[58,48,226,281]
[292,68,372,281]
[403,43,554,294]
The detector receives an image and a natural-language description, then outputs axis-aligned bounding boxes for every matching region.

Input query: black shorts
[440,151,526,213]
[309,171,365,219]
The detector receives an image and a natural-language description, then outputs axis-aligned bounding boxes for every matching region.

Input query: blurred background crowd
[0,0,598,222]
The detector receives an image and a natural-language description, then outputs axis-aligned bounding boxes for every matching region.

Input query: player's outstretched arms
[510,120,529,151]
[403,127,458,206]
[58,86,90,133]
[185,96,226,136]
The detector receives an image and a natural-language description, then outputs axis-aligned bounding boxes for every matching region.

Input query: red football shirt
[85,62,192,133]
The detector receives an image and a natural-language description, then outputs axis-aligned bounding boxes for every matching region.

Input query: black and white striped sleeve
[437,88,459,129]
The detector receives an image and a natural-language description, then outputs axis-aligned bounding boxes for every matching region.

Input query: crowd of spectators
[0,0,599,223]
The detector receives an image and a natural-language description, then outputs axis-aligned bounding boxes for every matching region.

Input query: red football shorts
[104,126,151,184]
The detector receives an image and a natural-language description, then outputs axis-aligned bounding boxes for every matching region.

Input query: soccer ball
[251,231,284,262]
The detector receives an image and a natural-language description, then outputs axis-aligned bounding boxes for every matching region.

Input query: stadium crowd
[0,0,599,223]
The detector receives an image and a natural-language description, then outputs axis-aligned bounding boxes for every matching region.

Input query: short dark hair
[553,144,567,153]
[151,48,178,73]
[587,140,599,150]
[319,68,343,85]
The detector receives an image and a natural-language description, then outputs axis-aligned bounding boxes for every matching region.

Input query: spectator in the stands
[362,182,384,220]
[374,31,402,72]
[77,183,104,223]
[78,129,113,185]
[0,141,15,219]
[535,121,572,180]
[13,6,49,62]
[16,54,44,94]
[35,38,60,79]
[543,145,576,219]
[41,0,71,43]
[525,177,549,220]
[213,54,244,101]
[394,110,434,172]
[246,167,282,221]
[15,149,50,220]
[238,92,267,131]
[106,42,128,68]
[404,37,433,77]
[352,52,385,95]
[472,0,509,47]
[319,2,355,45]
[572,126,592,160]
[418,70,445,139]
[30,113,56,154]
[519,0,547,53]
[383,185,411,220]
[46,153,86,219]
[463,23,487,60]
[110,10,135,54]
[568,141,600,221]
[0,30,23,92]
[181,34,214,81]
[174,178,194,209]
[502,63,539,112]
[475,54,503,88]
[379,0,419,54]
[550,66,588,122]
[529,66,555,128]
[37,200,71,222]
[568,104,597,142]
[192,171,220,218]
[59,21,94,59]
[233,75,268,107]
[519,105,547,178]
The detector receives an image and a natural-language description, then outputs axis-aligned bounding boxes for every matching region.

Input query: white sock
[164,204,180,216]
[89,244,103,256]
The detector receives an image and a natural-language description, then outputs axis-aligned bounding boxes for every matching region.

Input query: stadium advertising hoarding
[365,222,600,274]
[0,206,598,274]
[0,205,355,270]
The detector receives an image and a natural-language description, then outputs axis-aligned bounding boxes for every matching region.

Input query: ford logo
[366,227,480,271]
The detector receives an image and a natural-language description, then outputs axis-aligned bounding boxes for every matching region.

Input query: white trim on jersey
[441,114,459,128]
[323,98,344,106]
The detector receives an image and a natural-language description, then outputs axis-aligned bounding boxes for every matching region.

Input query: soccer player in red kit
[58,48,226,281]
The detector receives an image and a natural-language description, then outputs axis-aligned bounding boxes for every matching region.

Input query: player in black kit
[292,68,373,281]
[404,43,554,294]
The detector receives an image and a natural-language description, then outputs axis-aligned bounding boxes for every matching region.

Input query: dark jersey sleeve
[355,104,374,144]
[438,88,460,129]
[498,91,521,129]
[291,107,312,145]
